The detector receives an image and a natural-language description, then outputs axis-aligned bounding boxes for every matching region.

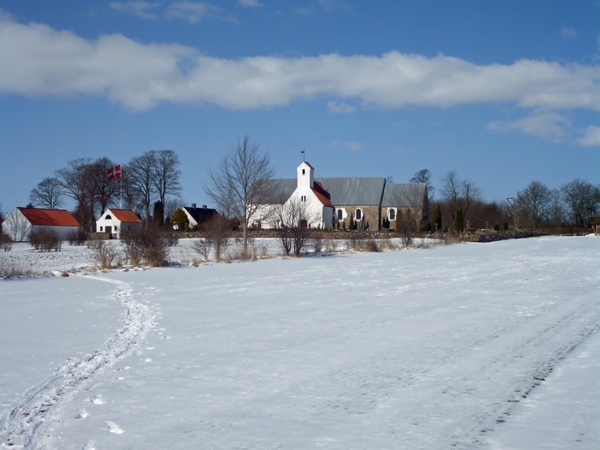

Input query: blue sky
[0,0,598,214]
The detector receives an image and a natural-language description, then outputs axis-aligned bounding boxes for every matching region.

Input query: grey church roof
[382,183,427,208]
[267,178,426,209]
[318,178,386,206]
[266,179,296,203]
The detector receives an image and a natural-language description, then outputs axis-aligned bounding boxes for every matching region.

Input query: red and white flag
[107,164,123,180]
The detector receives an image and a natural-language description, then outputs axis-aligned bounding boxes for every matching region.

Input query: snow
[0,236,598,449]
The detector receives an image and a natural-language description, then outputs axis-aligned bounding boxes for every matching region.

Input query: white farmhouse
[2,207,80,242]
[96,209,143,238]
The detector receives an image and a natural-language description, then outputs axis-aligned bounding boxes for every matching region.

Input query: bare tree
[128,151,157,225]
[273,197,316,256]
[152,149,181,223]
[410,169,434,203]
[91,157,119,214]
[515,181,553,228]
[440,170,482,230]
[206,136,274,256]
[55,158,96,231]
[561,179,600,227]
[548,189,565,226]
[29,177,63,209]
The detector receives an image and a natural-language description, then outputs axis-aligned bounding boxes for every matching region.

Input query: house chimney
[192,203,197,208]
[202,205,207,209]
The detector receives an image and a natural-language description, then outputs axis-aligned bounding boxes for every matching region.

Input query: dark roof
[182,206,220,223]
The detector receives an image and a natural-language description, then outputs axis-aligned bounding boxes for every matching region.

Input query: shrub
[30,228,62,252]
[192,238,211,261]
[121,228,170,267]
[87,239,120,269]
[310,231,325,253]
[346,232,380,252]
[68,229,89,246]
[0,232,12,252]
[198,216,232,261]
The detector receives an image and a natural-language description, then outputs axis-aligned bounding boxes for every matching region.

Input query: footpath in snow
[0,236,598,449]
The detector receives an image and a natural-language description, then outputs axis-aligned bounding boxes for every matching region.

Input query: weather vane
[301,149,306,161]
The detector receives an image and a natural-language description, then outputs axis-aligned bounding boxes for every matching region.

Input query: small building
[96,209,143,238]
[174,204,220,230]
[2,207,80,242]
[591,216,600,235]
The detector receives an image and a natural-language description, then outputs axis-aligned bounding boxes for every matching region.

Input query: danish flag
[107,164,122,180]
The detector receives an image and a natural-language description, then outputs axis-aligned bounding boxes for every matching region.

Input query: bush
[68,229,89,246]
[121,228,170,267]
[87,239,120,269]
[30,228,62,252]
[0,232,12,252]
[345,232,380,252]
[310,231,325,253]
[197,216,232,261]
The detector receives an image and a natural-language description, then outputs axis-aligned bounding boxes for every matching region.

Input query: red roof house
[96,208,143,238]
[2,207,80,242]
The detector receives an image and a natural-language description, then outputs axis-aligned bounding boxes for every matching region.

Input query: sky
[0,0,598,214]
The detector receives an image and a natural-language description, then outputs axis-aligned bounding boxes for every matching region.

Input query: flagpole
[120,164,123,208]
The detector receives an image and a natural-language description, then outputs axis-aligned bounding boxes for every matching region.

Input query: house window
[302,169,306,175]
[301,195,306,202]
[99,226,103,231]
[389,208,396,221]
[105,214,112,220]
[355,208,363,220]
[337,209,343,220]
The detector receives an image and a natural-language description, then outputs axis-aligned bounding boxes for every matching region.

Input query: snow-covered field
[0,236,598,449]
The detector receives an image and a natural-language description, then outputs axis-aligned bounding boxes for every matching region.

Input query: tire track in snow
[0,275,154,449]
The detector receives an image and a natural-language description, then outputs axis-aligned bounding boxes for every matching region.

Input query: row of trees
[411,168,599,232]
[7,136,599,247]
[28,150,182,231]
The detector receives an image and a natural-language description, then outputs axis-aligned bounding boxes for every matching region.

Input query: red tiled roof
[108,209,143,223]
[303,161,315,169]
[312,182,333,207]
[18,208,80,227]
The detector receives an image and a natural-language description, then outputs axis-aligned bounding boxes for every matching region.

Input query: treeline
[26,150,182,231]
[424,169,600,232]
[2,137,599,236]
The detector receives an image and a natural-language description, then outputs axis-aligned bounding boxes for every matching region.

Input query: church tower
[297,161,314,190]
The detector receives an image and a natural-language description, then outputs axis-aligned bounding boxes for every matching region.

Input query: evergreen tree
[153,201,164,227]
[456,208,465,232]
[433,204,442,232]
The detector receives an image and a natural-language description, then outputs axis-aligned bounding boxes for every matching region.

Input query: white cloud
[109,1,159,20]
[327,100,355,113]
[487,111,573,143]
[0,16,599,114]
[578,125,600,147]
[237,0,263,8]
[560,27,578,39]
[166,2,219,24]
[329,140,362,152]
